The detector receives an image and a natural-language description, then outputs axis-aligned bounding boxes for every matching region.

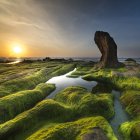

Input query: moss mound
[0,63,75,97]
[55,86,114,119]
[27,116,117,140]
[0,83,55,123]
[0,99,72,139]
[70,66,140,140]
[121,90,140,117]
[0,86,115,139]
[120,118,140,140]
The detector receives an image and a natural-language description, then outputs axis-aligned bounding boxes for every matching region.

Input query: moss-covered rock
[119,118,140,140]
[0,99,72,140]
[0,63,75,97]
[121,90,140,117]
[27,117,117,140]
[55,86,114,119]
[0,83,55,123]
[0,86,114,139]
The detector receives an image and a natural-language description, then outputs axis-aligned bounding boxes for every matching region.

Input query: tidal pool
[46,68,129,139]
[46,68,97,98]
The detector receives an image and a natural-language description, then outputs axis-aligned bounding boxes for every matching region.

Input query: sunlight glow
[13,45,22,54]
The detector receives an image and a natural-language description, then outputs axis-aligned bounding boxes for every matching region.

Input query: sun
[13,45,22,54]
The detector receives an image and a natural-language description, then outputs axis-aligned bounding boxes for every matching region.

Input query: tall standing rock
[94,31,123,68]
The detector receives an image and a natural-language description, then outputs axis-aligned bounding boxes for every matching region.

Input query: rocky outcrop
[94,31,123,68]
[125,58,136,63]
[82,127,108,140]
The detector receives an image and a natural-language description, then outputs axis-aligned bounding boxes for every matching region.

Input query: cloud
[0,0,65,46]
[0,0,140,57]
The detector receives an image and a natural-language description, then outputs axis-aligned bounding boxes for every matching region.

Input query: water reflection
[7,59,22,64]
[46,68,97,98]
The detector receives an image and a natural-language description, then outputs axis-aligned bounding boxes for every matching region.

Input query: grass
[0,83,55,124]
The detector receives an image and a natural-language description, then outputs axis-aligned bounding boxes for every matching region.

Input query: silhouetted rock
[125,58,136,63]
[43,57,51,61]
[82,127,108,140]
[94,31,123,68]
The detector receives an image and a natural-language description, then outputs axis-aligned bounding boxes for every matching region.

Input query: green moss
[0,62,75,97]
[120,90,140,117]
[0,83,55,123]
[54,86,88,105]
[0,62,139,139]
[51,64,75,76]
[0,86,114,139]
[0,99,72,140]
[119,117,140,140]
[72,66,140,140]
[55,86,114,119]
[77,93,114,119]
[27,116,117,140]
[82,69,140,91]
[0,68,48,96]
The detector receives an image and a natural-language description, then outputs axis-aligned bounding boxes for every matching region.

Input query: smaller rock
[125,58,136,63]
[82,127,108,140]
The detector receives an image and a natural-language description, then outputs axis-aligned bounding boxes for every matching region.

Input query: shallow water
[7,60,22,64]
[46,68,97,98]
[110,90,129,140]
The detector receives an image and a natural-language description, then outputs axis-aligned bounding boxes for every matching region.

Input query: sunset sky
[0,0,140,57]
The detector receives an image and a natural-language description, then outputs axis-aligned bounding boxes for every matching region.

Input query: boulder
[82,127,108,140]
[94,31,123,68]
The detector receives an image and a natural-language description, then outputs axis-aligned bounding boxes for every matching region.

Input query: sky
[0,0,140,57]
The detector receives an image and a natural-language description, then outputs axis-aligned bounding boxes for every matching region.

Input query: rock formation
[94,31,123,68]
[125,58,136,63]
